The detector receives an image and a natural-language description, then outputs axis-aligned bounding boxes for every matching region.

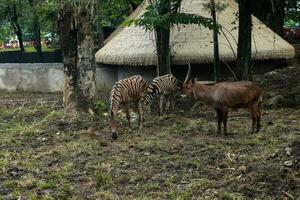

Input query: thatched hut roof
[95,0,295,66]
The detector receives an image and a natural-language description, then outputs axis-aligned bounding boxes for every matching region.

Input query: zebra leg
[165,95,171,114]
[157,97,161,116]
[138,99,144,130]
[109,112,118,140]
[125,105,131,128]
[159,95,164,116]
[170,92,175,114]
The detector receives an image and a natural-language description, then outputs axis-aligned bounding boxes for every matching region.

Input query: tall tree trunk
[210,0,220,82]
[237,0,252,81]
[59,1,96,116]
[8,4,25,52]
[76,3,96,112]
[33,15,42,53]
[28,0,42,53]
[59,2,79,115]
[271,0,284,36]
[155,0,171,76]
[155,27,171,76]
[251,0,284,36]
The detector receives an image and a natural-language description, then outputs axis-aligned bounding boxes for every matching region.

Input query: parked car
[4,39,19,48]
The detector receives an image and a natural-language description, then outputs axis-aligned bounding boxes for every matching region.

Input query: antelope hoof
[112,132,118,140]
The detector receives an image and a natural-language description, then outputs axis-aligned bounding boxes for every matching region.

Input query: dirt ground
[1,66,300,199]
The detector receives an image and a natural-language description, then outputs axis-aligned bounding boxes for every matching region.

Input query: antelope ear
[191,78,197,84]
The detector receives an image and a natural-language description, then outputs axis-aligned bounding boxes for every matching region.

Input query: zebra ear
[177,81,183,90]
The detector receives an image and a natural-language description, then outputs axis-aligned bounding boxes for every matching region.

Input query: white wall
[0,63,64,92]
[0,63,157,92]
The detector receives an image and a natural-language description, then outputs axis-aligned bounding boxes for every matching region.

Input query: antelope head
[182,63,196,97]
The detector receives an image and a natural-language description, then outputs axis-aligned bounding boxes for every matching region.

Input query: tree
[0,0,26,52]
[126,0,215,76]
[154,0,171,75]
[236,0,252,80]
[252,0,285,36]
[0,22,11,43]
[285,0,300,21]
[58,0,96,116]
[210,0,220,83]
[27,0,42,53]
[38,0,59,34]
[270,0,285,36]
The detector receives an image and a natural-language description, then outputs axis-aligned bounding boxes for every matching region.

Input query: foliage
[0,0,140,49]
[97,0,142,27]
[124,0,215,31]
[123,0,216,76]
[32,0,59,34]
[0,22,12,43]
[0,0,26,35]
[202,0,228,13]
[95,169,112,187]
[285,0,300,22]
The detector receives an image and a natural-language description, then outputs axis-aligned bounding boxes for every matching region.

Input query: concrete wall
[96,64,156,91]
[117,65,156,82]
[0,60,287,92]
[0,63,64,92]
[0,63,120,92]
[96,64,118,91]
[0,63,154,92]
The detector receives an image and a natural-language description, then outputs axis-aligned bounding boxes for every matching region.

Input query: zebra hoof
[112,132,118,140]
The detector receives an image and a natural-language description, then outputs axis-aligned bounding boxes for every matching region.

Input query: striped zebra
[145,74,178,116]
[109,75,148,140]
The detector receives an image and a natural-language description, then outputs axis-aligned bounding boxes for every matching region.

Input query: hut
[95,0,295,90]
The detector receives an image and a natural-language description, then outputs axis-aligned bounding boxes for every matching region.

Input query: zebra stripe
[145,74,178,105]
[109,75,148,117]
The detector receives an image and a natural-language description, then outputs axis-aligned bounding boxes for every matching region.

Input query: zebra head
[145,83,159,106]
[144,83,158,115]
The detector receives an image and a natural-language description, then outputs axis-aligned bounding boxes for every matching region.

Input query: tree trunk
[251,0,284,37]
[210,0,220,82]
[155,27,171,76]
[76,3,96,112]
[59,2,79,115]
[33,16,42,53]
[8,4,25,52]
[28,0,42,53]
[58,1,96,116]
[237,0,252,81]
[271,0,284,36]
[155,0,171,76]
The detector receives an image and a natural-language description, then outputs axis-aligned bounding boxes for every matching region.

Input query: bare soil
[0,66,300,199]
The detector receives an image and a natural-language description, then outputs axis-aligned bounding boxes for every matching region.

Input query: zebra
[145,74,179,116]
[109,75,148,140]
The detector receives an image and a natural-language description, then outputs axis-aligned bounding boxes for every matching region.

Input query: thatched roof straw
[95,0,295,66]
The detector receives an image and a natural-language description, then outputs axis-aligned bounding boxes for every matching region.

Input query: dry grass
[0,91,299,199]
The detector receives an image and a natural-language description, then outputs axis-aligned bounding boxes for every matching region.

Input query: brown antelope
[182,64,263,135]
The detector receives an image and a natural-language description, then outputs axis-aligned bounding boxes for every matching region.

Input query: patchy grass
[0,91,300,199]
[0,46,58,52]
